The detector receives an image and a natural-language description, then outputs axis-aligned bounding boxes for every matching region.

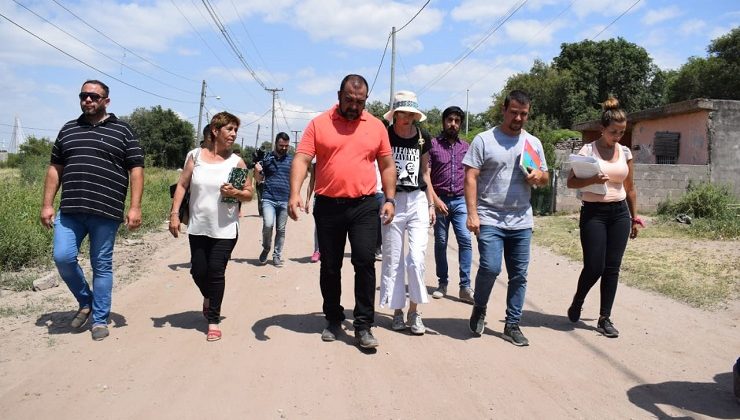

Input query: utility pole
[266,88,283,149]
[254,124,261,149]
[291,130,301,151]
[196,80,206,148]
[465,89,470,136]
[389,26,396,108]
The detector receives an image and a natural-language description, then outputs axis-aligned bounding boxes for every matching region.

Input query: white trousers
[380,189,430,309]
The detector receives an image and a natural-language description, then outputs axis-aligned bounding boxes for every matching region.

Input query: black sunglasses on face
[79,92,105,101]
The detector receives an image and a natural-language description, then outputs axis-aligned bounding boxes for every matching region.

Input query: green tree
[366,100,389,125]
[19,136,53,158]
[668,27,740,101]
[553,37,666,123]
[122,106,195,168]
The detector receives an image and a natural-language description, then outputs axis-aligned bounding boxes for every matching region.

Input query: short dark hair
[275,132,290,142]
[82,79,110,97]
[339,74,369,93]
[503,90,531,109]
[442,106,465,123]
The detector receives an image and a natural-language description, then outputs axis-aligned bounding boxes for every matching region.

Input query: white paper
[568,154,607,195]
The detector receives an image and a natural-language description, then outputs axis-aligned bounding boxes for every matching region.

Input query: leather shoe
[355,329,379,349]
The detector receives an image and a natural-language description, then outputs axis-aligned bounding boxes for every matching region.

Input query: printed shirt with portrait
[388,126,431,193]
[462,126,548,230]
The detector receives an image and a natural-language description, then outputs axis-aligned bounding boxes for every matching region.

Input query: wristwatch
[384,197,397,206]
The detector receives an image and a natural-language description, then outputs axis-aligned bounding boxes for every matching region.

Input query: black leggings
[573,200,631,317]
[189,234,237,324]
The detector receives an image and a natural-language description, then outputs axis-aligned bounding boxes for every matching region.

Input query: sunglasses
[79,92,106,101]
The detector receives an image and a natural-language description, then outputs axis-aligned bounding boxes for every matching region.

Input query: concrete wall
[708,100,740,199]
[554,163,711,213]
[631,111,710,164]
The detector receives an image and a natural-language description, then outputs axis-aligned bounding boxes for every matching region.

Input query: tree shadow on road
[151,311,210,333]
[518,309,597,333]
[251,311,374,353]
[35,311,127,335]
[627,372,738,419]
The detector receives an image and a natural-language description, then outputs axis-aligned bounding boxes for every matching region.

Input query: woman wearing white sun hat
[379,90,435,335]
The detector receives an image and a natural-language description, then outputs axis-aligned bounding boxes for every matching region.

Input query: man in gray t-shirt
[462,89,548,347]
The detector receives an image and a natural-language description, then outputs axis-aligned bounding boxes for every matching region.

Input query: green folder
[221,167,248,203]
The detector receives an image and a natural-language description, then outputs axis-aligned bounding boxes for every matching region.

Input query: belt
[315,194,373,205]
[439,193,463,198]
[582,200,626,207]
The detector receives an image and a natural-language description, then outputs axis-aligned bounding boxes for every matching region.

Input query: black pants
[573,200,631,317]
[314,195,379,331]
[189,234,237,324]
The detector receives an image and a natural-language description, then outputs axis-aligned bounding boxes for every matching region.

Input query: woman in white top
[169,112,252,341]
[566,97,642,338]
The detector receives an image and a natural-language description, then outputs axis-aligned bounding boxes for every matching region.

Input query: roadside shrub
[657,182,735,219]
[657,182,740,239]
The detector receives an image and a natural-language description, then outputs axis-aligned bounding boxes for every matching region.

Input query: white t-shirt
[186,148,242,239]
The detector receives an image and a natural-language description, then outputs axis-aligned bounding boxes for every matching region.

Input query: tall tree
[122,106,195,169]
[668,27,740,101]
[553,37,664,123]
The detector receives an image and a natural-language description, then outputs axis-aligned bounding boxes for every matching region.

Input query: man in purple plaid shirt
[427,106,474,303]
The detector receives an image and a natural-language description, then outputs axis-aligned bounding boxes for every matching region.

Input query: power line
[13,0,196,96]
[201,0,269,90]
[591,0,642,40]
[369,32,392,95]
[419,0,528,95]
[0,12,197,104]
[50,0,197,83]
[228,0,274,86]
[170,0,262,104]
[395,0,431,33]
[0,122,57,132]
[441,0,575,105]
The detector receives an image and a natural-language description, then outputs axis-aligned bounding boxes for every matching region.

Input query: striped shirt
[50,113,145,221]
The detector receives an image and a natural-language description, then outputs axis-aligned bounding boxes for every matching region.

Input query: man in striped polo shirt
[254,132,293,267]
[40,80,145,341]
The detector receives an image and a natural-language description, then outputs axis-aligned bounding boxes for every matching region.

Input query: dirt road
[0,199,738,419]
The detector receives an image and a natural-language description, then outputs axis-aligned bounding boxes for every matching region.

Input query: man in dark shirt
[255,132,293,267]
[428,106,474,303]
[40,79,144,341]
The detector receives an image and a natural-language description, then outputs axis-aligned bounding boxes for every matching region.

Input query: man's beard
[443,127,459,139]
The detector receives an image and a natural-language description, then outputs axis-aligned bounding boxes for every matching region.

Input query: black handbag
[169,184,190,225]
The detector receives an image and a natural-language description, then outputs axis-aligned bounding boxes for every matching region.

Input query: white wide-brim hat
[383,90,427,122]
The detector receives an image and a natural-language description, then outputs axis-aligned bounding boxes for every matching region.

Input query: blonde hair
[600,97,627,127]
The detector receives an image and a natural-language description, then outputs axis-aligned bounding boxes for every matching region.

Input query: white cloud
[641,6,683,25]
[452,0,522,23]
[680,19,707,36]
[570,0,645,19]
[291,0,444,50]
[503,19,568,46]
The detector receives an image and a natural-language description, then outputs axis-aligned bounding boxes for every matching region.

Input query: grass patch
[534,215,740,308]
[0,164,179,291]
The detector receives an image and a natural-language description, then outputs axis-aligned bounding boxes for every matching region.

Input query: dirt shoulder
[0,201,738,419]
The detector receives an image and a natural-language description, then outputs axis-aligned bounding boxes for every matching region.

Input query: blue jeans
[261,199,288,258]
[433,195,472,288]
[473,225,532,324]
[52,212,120,326]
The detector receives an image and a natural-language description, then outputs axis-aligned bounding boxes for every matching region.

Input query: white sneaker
[391,312,406,331]
[432,285,447,299]
[408,311,426,335]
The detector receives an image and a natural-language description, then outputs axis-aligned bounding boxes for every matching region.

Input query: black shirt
[388,125,431,192]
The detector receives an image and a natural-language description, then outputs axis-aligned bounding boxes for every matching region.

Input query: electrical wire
[50,0,197,83]
[591,0,642,40]
[12,0,196,96]
[395,0,431,33]
[418,0,527,95]
[201,0,269,90]
[369,32,392,95]
[0,12,197,104]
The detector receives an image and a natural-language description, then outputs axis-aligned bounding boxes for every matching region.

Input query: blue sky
[0,0,738,150]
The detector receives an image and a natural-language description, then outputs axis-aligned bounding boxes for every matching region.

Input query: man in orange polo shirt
[289,74,396,349]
